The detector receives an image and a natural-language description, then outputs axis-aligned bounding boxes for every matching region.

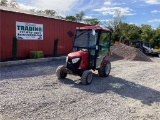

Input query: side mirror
[67,30,74,38]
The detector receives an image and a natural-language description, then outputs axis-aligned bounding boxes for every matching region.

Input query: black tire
[56,65,67,79]
[81,70,93,85]
[98,60,111,77]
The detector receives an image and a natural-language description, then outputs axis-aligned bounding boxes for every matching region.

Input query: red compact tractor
[56,26,112,85]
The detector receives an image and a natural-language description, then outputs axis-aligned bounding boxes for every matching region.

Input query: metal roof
[0,6,69,21]
[79,26,111,32]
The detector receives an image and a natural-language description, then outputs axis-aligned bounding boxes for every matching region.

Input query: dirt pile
[110,44,152,62]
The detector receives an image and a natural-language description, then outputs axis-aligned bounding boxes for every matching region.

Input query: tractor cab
[70,26,111,69]
[56,26,112,85]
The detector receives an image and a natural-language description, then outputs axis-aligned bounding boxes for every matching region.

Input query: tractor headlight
[72,58,80,64]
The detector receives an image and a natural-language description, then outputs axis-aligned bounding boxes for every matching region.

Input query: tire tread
[56,65,67,79]
[98,60,111,77]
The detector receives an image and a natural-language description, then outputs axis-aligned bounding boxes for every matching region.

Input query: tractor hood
[68,50,89,59]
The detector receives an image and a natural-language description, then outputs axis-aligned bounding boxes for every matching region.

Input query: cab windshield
[73,29,98,48]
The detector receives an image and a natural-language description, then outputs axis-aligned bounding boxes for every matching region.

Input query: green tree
[119,23,141,41]
[56,16,64,19]
[0,0,8,6]
[119,22,129,40]
[105,11,123,31]
[30,9,36,12]
[140,24,153,42]
[152,26,160,48]
[75,11,84,22]
[83,18,99,25]
[36,10,44,13]
[9,0,19,8]
[105,11,124,42]
[0,0,19,8]
[65,16,76,22]
[44,9,56,16]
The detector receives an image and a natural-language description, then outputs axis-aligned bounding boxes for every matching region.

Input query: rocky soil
[0,57,160,120]
[111,44,152,62]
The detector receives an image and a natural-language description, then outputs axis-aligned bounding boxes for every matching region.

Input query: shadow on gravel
[60,74,160,106]
[108,54,124,62]
[0,60,65,80]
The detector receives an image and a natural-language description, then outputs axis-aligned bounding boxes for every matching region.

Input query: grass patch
[153,49,160,53]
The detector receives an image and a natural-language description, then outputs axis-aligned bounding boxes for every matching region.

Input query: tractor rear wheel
[98,60,111,77]
[56,65,67,79]
[81,70,93,85]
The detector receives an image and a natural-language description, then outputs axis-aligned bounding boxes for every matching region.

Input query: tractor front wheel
[81,70,93,85]
[98,60,111,77]
[56,65,67,79]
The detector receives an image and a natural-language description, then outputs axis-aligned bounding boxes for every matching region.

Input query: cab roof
[79,26,111,32]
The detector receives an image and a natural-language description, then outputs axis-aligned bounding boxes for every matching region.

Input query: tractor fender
[101,55,111,66]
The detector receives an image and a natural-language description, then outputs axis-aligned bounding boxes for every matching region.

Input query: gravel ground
[0,58,160,120]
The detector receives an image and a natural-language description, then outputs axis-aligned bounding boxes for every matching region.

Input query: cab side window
[99,32,110,55]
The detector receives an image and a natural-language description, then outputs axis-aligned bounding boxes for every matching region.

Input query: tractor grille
[67,58,81,73]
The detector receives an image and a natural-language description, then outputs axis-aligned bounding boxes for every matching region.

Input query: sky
[13,0,160,28]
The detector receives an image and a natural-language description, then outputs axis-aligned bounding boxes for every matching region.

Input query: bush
[30,51,44,59]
